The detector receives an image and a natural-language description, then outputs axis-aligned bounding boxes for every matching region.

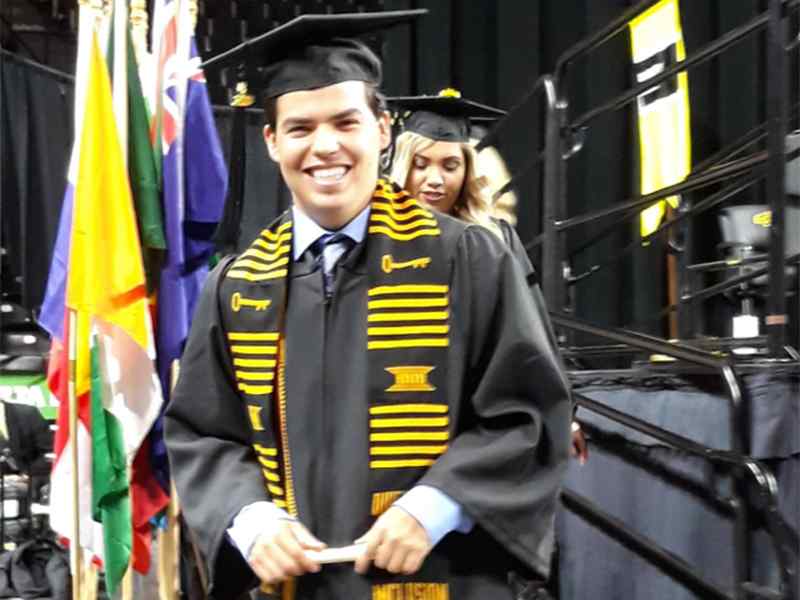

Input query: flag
[42,6,105,570]
[107,24,166,291]
[150,0,227,490]
[67,29,163,593]
[41,6,164,592]
[629,0,691,237]
[107,1,171,574]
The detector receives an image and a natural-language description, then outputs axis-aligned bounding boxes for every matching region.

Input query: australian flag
[151,0,227,491]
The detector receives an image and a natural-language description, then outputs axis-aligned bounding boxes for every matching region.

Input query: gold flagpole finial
[231,81,255,108]
[188,0,199,32]
[130,0,148,35]
[129,0,149,66]
[77,0,108,31]
[438,88,461,98]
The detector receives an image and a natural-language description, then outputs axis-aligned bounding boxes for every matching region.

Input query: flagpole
[113,0,128,166]
[129,0,149,71]
[158,360,182,600]
[68,308,82,600]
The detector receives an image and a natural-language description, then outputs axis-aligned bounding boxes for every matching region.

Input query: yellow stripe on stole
[252,236,291,252]
[236,371,275,381]
[268,484,285,497]
[368,311,449,323]
[233,358,277,368]
[370,214,438,232]
[258,456,279,469]
[227,269,289,282]
[230,345,278,355]
[370,417,449,428]
[228,332,280,341]
[274,499,287,508]
[241,244,291,262]
[367,298,448,310]
[368,226,441,241]
[368,339,449,350]
[370,459,436,469]
[370,445,447,456]
[373,196,422,210]
[373,186,410,202]
[253,445,278,456]
[370,404,448,415]
[370,202,434,221]
[368,325,449,336]
[248,406,264,431]
[238,383,273,395]
[368,284,448,296]
[262,469,280,482]
[371,491,404,516]
[232,257,290,273]
[259,221,292,239]
[370,431,449,442]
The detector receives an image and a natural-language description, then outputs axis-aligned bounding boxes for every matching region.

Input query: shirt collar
[291,203,371,261]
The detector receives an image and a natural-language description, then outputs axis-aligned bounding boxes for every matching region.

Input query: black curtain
[216,0,773,337]
[0,53,73,313]
[378,0,772,337]
[4,0,784,338]
[213,107,292,254]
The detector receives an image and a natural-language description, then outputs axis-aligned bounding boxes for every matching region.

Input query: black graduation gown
[165,212,572,600]
[495,218,565,359]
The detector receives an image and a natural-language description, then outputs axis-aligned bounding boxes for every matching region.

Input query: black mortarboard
[205,11,426,255]
[202,10,427,99]
[389,90,507,143]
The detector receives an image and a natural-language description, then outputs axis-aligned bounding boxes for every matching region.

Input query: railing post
[676,199,695,340]
[541,77,566,316]
[765,0,789,356]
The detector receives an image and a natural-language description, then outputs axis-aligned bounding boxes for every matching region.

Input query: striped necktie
[311,232,354,297]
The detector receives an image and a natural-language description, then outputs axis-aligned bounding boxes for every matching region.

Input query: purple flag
[152,0,227,489]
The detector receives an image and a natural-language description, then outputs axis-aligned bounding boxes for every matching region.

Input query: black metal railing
[552,312,798,600]
[503,0,800,356]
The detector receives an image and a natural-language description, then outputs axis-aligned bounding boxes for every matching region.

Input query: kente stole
[219,180,451,522]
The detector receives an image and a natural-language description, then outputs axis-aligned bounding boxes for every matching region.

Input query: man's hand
[570,421,589,465]
[353,506,432,575]
[248,519,326,584]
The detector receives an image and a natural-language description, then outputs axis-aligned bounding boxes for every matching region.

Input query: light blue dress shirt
[226,203,473,559]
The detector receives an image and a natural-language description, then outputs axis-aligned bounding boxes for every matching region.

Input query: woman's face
[406,141,466,215]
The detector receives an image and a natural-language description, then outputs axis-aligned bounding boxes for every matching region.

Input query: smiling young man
[165,11,572,600]
[264,79,390,231]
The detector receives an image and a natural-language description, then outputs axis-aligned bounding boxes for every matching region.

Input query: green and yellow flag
[65,28,163,596]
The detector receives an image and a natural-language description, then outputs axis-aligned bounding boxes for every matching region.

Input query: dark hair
[263,82,385,129]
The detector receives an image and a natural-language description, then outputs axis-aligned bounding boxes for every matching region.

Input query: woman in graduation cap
[389,89,504,238]
[389,90,588,466]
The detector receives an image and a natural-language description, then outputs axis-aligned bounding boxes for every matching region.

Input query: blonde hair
[389,131,502,239]
[470,140,519,226]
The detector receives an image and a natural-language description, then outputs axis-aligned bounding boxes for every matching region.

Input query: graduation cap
[389,89,507,143]
[202,10,427,99]
[204,10,426,255]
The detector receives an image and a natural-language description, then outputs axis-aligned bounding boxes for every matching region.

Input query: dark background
[2,0,797,338]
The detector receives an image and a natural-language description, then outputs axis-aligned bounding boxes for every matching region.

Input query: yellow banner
[629,0,692,237]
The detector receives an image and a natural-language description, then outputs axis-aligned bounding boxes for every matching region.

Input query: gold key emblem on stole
[381,254,432,274]
[231,292,272,312]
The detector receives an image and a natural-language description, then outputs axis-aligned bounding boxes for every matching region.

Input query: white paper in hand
[304,543,367,564]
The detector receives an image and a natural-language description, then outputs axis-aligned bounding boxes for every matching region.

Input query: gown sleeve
[495,218,535,279]
[495,218,564,358]
[417,224,572,578]
[164,259,263,600]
